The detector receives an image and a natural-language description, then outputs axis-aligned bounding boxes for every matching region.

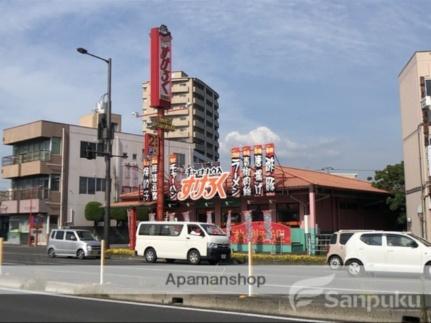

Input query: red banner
[150,25,172,108]
[229,221,291,244]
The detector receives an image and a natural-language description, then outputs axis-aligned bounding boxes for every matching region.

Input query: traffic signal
[85,142,96,160]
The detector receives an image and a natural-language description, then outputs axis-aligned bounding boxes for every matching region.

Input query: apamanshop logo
[289,274,335,311]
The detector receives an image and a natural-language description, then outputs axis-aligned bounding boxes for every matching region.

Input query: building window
[426,79,431,97]
[132,153,137,160]
[51,137,62,155]
[174,153,186,168]
[50,175,60,191]
[80,141,96,158]
[276,203,300,225]
[88,177,95,194]
[79,177,105,194]
[79,177,87,194]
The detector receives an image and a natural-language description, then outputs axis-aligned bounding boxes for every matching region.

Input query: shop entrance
[0,216,9,240]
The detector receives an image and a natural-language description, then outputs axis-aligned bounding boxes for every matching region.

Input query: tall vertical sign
[150,25,172,108]
[169,154,178,201]
[150,156,158,201]
[265,143,276,195]
[143,159,151,201]
[231,147,241,198]
[254,145,263,196]
[150,25,172,221]
[242,146,252,196]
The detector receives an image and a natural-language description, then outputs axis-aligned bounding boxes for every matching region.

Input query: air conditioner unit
[421,96,431,109]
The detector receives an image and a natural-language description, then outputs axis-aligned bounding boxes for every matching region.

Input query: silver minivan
[47,229,101,259]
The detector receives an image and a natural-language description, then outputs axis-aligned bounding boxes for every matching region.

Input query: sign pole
[248,240,253,297]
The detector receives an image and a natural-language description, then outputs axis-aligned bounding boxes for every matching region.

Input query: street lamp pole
[77,48,112,248]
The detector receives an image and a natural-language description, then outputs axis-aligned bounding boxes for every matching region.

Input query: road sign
[149,116,175,131]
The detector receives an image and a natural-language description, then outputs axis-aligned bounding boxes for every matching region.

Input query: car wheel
[48,248,56,258]
[77,249,86,260]
[187,249,201,265]
[328,256,342,270]
[347,260,363,277]
[144,248,157,263]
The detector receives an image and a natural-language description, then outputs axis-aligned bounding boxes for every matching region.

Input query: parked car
[135,222,231,265]
[343,231,431,277]
[47,229,101,259]
[326,230,372,270]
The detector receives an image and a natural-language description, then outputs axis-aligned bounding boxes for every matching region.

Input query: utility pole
[77,48,113,248]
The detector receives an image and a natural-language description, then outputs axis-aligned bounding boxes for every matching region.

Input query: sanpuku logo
[288,274,335,311]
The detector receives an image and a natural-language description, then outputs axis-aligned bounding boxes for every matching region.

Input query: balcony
[0,188,60,215]
[172,118,189,127]
[1,151,61,178]
[172,84,189,93]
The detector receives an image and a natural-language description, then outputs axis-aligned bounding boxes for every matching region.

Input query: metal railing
[1,151,51,166]
[5,187,50,201]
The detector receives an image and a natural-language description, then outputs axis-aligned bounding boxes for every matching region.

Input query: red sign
[150,25,172,108]
[229,221,291,244]
[177,173,229,201]
[144,133,157,157]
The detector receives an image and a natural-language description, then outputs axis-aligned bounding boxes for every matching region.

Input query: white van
[135,222,231,265]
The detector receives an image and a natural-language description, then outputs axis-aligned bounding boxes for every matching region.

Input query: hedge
[106,248,326,264]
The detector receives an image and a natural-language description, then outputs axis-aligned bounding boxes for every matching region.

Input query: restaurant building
[117,161,390,253]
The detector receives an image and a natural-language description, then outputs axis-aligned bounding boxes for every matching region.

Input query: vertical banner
[144,133,157,157]
[243,210,253,243]
[143,159,151,201]
[242,146,252,196]
[226,210,232,238]
[150,156,158,201]
[206,210,213,224]
[149,212,156,222]
[263,210,272,242]
[150,25,172,108]
[169,154,178,201]
[231,147,241,197]
[182,211,190,222]
[254,145,264,196]
[265,143,276,195]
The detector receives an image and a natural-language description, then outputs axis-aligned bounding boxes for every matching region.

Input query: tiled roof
[274,166,387,193]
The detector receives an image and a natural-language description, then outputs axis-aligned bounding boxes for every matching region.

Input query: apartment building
[399,51,431,239]
[0,113,193,244]
[142,71,220,164]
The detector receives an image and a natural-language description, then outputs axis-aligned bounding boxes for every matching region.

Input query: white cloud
[220,126,341,169]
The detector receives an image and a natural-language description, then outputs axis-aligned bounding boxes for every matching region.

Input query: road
[0,288,317,322]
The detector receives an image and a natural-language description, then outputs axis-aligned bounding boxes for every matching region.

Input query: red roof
[274,166,387,193]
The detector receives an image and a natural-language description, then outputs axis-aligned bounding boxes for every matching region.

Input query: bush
[85,201,104,226]
[106,248,135,256]
[137,207,150,221]
[232,252,326,265]
[111,207,127,226]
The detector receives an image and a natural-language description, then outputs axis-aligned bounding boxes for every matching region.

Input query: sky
[0,0,429,189]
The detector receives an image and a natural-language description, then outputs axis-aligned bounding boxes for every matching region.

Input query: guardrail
[1,151,51,166]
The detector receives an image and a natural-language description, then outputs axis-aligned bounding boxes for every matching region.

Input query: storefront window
[196,208,215,223]
[248,204,269,222]
[221,208,241,227]
[276,203,300,225]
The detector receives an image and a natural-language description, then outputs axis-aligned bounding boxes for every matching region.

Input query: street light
[77,47,112,248]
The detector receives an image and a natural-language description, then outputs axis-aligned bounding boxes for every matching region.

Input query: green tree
[137,207,150,221]
[110,207,127,227]
[372,161,406,227]
[84,201,104,227]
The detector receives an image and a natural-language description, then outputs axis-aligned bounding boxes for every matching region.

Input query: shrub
[85,201,104,226]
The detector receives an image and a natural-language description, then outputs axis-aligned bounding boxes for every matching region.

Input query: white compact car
[343,231,431,277]
[135,222,231,265]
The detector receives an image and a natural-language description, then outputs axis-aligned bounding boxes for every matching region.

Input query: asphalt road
[0,289,314,322]
[3,244,142,265]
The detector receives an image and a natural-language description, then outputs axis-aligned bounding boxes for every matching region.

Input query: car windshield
[201,224,226,236]
[76,231,96,241]
[408,233,431,247]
